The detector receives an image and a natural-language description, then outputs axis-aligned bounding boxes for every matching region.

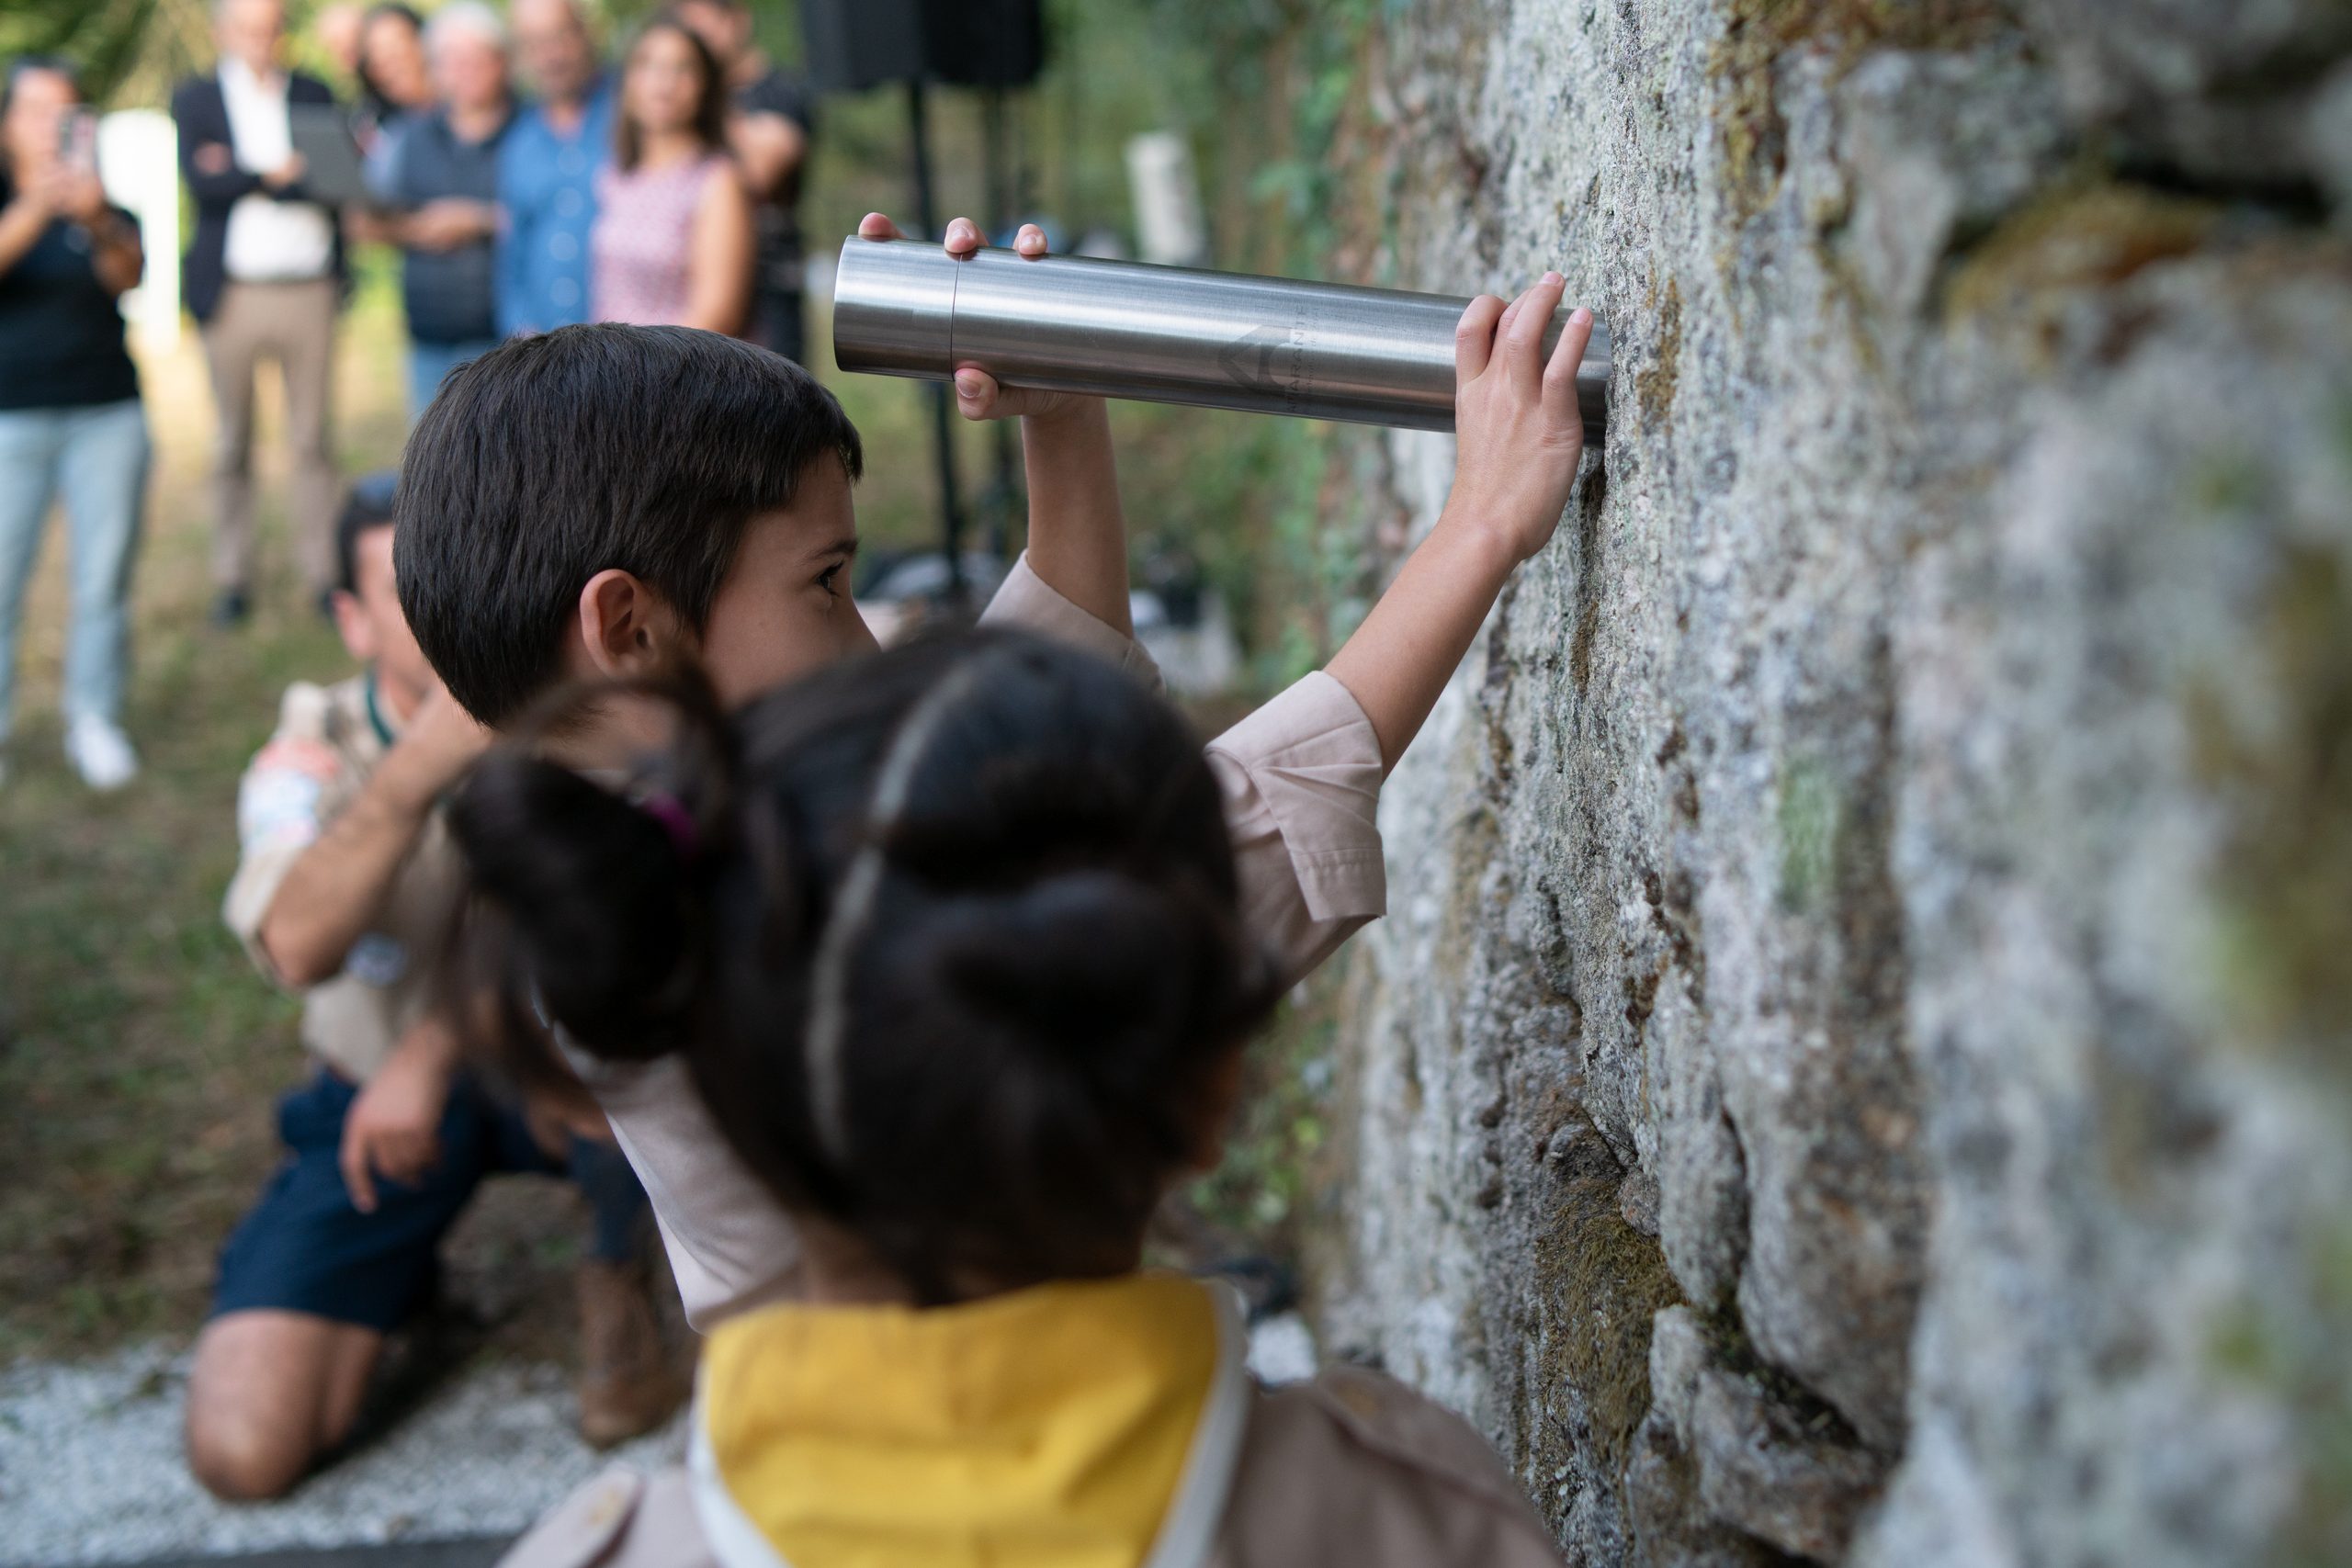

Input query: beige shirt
[575,554,1391,1330]
[222,673,460,1083]
[499,1367,1566,1568]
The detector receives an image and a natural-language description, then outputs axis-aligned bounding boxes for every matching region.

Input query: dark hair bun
[917,869,1249,1074]
[822,862,1265,1295]
[449,753,705,1064]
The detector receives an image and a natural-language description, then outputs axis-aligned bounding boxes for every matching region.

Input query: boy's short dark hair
[394,325,864,727]
[334,470,401,595]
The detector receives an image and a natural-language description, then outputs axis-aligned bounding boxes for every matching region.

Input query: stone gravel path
[0,1313,1317,1565]
[0,1344,684,1567]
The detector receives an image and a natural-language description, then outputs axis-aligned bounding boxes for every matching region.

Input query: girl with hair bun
[457,631,1566,1568]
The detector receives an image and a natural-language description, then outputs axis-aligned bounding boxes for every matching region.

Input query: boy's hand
[855,210,1092,423]
[340,1020,458,1213]
[1323,275,1600,773]
[1444,275,1595,564]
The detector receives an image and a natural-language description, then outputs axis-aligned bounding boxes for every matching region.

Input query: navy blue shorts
[211,1069,570,1334]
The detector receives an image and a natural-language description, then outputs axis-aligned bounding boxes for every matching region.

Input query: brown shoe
[575,1258,686,1448]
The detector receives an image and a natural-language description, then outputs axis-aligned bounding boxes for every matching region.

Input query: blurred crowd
[0,0,812,791]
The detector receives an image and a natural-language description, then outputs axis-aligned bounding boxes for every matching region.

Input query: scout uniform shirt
[223,672,460,1083]
[499,1273,1569,1568]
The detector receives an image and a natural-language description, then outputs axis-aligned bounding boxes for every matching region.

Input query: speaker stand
[906,78,969,609]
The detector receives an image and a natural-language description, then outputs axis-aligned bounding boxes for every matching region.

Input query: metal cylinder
[831,238,1611,444]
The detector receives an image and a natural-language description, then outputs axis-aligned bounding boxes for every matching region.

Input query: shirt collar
[363,670,401,749]
[220,54,285,101]
[693,1274,1252,1568]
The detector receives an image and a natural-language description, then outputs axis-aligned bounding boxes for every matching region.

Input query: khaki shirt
[500,1368,1566,1568]
[575,554,1393,1331]
[222,673,461,1084]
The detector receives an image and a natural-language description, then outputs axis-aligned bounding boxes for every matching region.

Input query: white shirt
[218,56,335,283]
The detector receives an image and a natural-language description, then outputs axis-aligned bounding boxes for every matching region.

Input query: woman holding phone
[0,56,150,792]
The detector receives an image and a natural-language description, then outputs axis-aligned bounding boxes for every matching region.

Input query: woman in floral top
[590,9,752,333]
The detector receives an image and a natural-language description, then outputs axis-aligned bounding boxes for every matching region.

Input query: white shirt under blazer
[216,56,335,284]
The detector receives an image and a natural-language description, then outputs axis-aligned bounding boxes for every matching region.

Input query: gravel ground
[0,1313,1319,1565]
[0,1344,685,1566]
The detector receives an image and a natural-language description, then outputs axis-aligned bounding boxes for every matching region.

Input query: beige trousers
[201,277,339,595]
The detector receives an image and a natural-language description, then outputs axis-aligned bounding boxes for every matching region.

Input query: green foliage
[1187,986,1337,1242]
[2206,1224,2352,1568]
[1776,754,1842,913]
[4,0,364,108]
[2185,541,2352,1065]
[3,0,166,106]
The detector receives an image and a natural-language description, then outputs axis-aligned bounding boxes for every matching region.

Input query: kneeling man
[186,477,681,1501]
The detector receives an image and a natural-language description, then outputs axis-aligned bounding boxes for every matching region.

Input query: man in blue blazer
[173,0,347,626]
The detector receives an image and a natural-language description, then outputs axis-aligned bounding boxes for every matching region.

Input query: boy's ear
[332,590,377,665]
[576,569,690,680]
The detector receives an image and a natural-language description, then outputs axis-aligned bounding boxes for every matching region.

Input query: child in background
[392,212,1595,1337]
[187,477,682,1502]
[460,633,1570,1568]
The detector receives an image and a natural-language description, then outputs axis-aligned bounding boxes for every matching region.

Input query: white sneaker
[64,716,139,792]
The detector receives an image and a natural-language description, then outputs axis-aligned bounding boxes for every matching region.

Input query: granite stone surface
[1315,3,2352,1562]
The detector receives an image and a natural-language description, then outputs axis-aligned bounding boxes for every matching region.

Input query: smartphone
[58,107,98,176]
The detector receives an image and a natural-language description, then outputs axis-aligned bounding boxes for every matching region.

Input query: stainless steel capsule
[831,238,1611,444]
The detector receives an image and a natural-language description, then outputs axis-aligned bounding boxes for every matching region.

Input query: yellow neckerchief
[691,1271,1251,1568]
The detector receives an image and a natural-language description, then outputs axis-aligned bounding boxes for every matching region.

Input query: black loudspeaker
[920,0,1046,87]
[801,0,1045,95]
[801,0,923,93]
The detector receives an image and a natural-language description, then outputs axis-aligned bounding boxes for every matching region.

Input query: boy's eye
[816,564,842,596]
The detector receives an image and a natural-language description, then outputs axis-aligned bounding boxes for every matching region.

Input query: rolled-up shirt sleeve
[978,551,1166,691]
[1206,671,1387,984]
[983,552,1385,981]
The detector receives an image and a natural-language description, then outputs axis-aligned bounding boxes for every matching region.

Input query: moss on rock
[1536,1145,1687,1475]
[1944,181,2220,321]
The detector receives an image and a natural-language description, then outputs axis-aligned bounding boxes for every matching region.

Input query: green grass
[0,274,408,1361]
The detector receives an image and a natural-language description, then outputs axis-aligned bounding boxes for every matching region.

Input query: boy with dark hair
[395,323,863,728]
[396,214,1596,1332]
[188,475,682,1503]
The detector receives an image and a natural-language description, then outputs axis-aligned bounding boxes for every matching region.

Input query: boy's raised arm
[854,212,1135,638]
[1004,396,1132,637]
[1327,279,1595,773]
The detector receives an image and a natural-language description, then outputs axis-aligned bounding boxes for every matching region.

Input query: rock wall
[1313,3,2352,1563]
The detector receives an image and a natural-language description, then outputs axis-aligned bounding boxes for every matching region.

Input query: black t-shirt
[384,107,513,346]
[734,68,815,301]
[0,186,141,412]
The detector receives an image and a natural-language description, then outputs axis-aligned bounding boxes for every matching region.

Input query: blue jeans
[0,399,151,742]
[408,338,501,421]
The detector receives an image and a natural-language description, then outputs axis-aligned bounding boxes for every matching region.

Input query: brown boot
[575,1258,685,1448]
